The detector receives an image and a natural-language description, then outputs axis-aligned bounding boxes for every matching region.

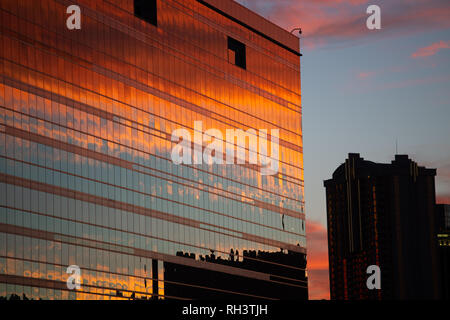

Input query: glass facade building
[0,0,306,300]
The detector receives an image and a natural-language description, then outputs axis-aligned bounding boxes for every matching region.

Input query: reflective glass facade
[0,0,306,300]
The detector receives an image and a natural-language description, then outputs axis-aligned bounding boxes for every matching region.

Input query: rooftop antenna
[396,138,398,155]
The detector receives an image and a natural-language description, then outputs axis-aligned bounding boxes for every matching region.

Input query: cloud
[379,74,450,90]
[237,0,450,49]
[347,72,450,93]
[308,269,330,300]
[411,40,450,58]
[358,71,376,79]
[306,220,330,299]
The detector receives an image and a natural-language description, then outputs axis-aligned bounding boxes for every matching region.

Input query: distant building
[324,153,441,299]
[164,249,307,300]
[436,204,450,299]
[436,204,450,232]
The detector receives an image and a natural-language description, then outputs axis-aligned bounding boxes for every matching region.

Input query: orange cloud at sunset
[437,195,450,204]
[412,40,450,58]
[306,220,330,300]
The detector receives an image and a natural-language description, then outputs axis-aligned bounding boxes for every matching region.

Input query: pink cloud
[412,40,450,58]
[379,74,450,90]
[306,220,330,300]
[437,195,450,204]
[358,71,376,79]
[238,0,450,49]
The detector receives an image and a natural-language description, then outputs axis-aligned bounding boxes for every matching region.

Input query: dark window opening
[227,37,246,70]
[134,0,157,26]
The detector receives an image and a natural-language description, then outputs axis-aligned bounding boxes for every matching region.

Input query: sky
[236,0,450,300]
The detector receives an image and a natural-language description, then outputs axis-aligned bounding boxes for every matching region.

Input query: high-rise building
[436,204,450,299]
[324,153,441,299]
[0,0,306,299]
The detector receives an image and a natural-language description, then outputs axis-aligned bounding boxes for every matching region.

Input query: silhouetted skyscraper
[436,204,450,299]
[324,153,441,299]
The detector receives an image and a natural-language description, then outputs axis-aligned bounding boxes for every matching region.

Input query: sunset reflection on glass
[0,0,306,300]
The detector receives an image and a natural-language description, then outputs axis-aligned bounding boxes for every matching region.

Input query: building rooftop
[325,153,437,184]
[200,0,300,55]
